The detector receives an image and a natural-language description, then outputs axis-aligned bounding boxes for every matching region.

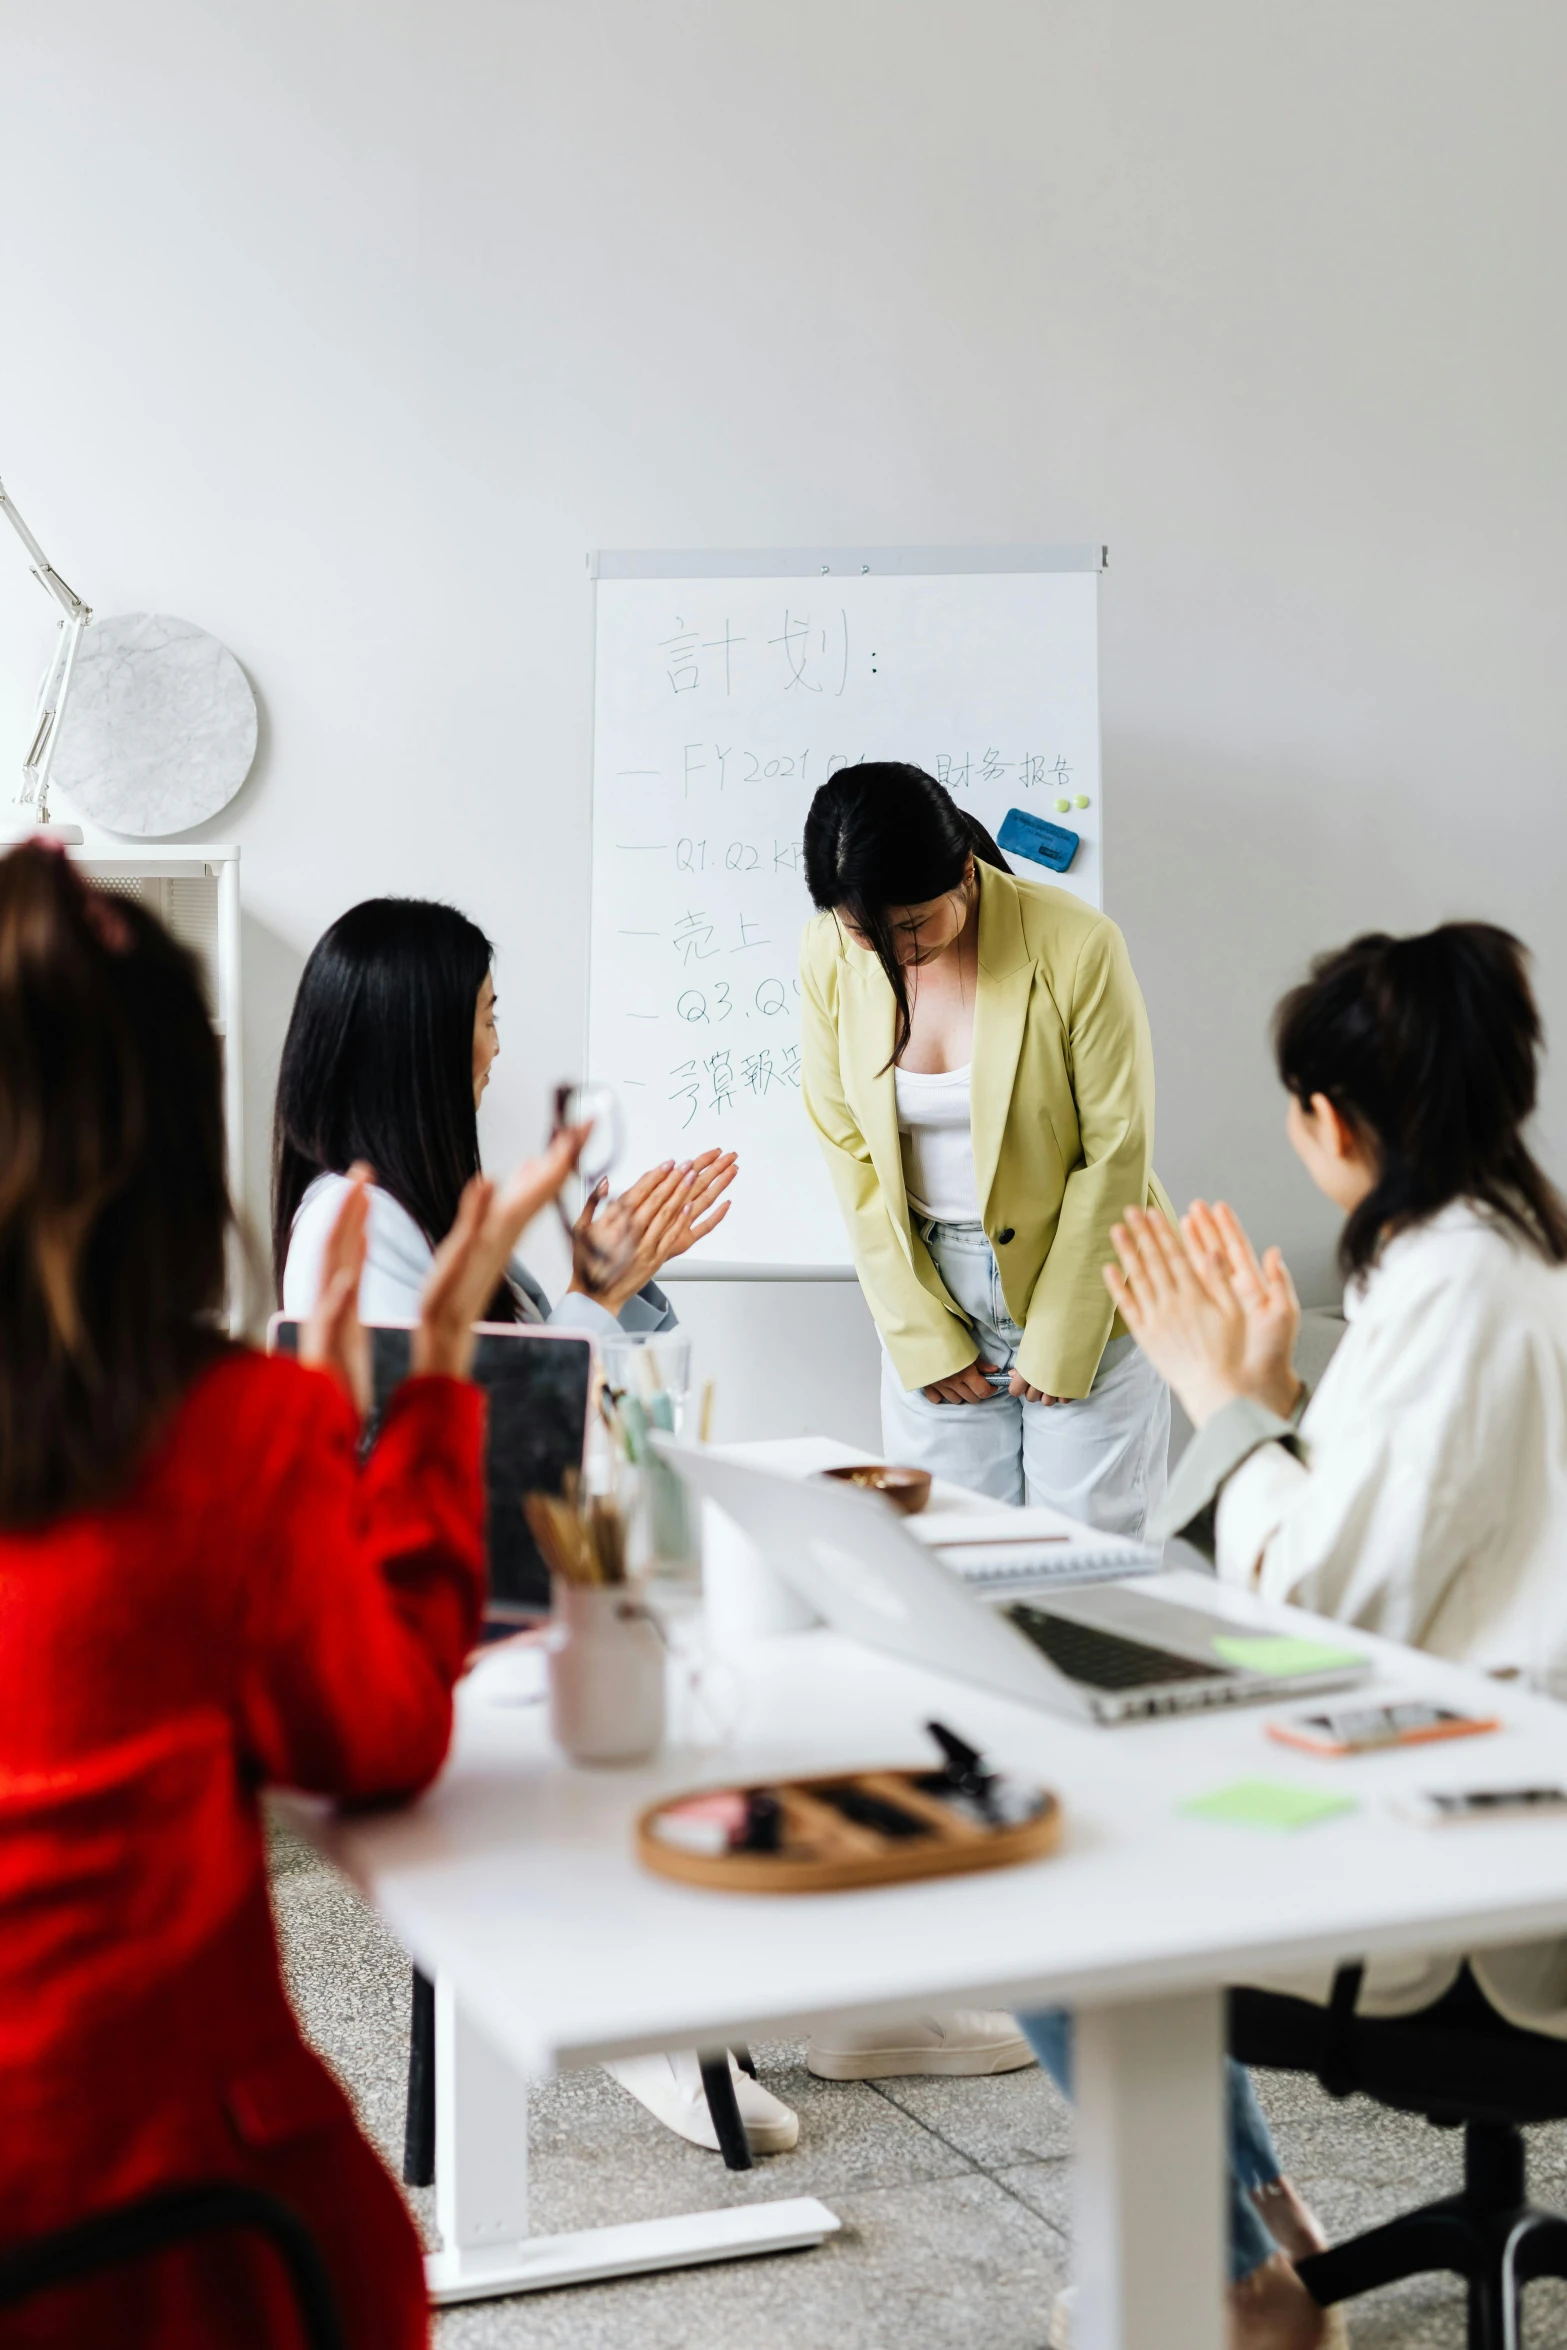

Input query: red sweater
[0,1349,486,2348]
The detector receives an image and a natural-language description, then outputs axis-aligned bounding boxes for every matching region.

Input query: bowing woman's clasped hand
[1102,1201,1303,1430]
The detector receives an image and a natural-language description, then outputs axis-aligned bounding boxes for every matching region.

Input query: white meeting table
[303,1438,1567,2350]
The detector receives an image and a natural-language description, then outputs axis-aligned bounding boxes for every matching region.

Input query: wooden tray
[637,1767,1062,1893]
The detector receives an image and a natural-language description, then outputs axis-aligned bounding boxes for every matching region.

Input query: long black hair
[0,843,231,1524]
[1273,921,1567,1279]
[271,897,503,1306]
[802,763,1007,1063]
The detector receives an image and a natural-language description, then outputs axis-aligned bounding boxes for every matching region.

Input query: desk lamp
[0,472,89,842]
[2,471,258,842]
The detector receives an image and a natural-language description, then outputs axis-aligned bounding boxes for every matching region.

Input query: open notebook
[908,1505,1159,1590]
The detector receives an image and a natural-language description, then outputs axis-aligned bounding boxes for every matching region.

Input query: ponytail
[1273,922,1567,1278]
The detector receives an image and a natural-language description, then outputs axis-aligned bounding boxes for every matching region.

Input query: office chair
[403,1964,761,2178]
[0,2180,344,2348]
[1231,1962,1567,2350]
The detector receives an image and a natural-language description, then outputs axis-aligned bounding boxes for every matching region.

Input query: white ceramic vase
[547,1580,667,1765]
[700,1498,819,1648]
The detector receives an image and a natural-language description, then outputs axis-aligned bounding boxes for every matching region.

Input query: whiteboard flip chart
[588,547,1104,1273]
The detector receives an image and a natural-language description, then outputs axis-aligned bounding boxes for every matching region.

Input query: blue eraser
[998,806,1079,873]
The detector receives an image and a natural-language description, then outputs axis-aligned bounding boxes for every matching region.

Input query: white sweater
[1218,1202,1567,1682]
[1165,1202,1567,2035]
[281,1172,676,1338]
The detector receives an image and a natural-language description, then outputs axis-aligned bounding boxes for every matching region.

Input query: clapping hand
[654,1147,737,1263]
[301,1130,590,1403]
[416,1127,588,1381]
[1104,1203,1303,1430]
[1182,1200,1302,1420]
[1102,1205,1250,1428]
[570,1148,738,1315]
[299,1161,374,1417]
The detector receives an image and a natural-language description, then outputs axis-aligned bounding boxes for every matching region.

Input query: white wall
[4,2,1565,1434]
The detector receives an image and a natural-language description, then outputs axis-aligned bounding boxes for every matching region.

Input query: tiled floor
[270,1823,1567,2346]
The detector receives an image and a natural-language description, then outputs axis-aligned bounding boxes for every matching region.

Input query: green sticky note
[1212,1634,1365,1677]
[1183,1780,1358,1833]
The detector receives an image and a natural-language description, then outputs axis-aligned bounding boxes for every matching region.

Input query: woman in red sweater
[0,844,582,2347]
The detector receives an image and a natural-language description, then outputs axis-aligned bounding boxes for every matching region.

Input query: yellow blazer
[799,859,1173,1399]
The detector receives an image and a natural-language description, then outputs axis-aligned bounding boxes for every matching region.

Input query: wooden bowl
[819,1462,933,1516]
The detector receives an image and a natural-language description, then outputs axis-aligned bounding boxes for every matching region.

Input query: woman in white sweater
[1036,921,1567,2350]
[273,897,736,1328]
[273,898,796,2161]
[1130,920,1567,1718]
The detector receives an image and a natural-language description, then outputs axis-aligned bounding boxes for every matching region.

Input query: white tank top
[893,1063,979,1222]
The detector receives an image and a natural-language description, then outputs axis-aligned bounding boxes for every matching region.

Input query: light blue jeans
[1022,2010,1281,2283]
[880,1218,1171,1538]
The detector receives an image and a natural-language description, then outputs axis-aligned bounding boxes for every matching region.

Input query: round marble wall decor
[47,612,258,837]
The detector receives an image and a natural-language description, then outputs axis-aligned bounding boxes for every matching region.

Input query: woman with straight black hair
[800,761,1172,1534]
[273,898,798,2159]
[796,762,1172,2089]
[274,896,736,1332]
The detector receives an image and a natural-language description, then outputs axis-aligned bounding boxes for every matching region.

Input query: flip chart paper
[589,564,1103,1269]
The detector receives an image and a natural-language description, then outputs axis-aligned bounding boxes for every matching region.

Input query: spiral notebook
[908,1507,1159,1590]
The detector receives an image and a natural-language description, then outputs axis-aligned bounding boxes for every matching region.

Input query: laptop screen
[267,1318,591,1618]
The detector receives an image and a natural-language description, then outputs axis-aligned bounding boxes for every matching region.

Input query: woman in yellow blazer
[801,762,1172,1535]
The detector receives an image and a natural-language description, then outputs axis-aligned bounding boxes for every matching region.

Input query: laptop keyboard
[1006,1603,1227,1692]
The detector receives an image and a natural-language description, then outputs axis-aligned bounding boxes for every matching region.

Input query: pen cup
[547,1578,667,1766]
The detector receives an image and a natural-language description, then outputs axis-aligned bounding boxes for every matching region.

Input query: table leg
[698,2050,755,2170]
[423,1975,840,2307]
[432,1973,529,2265]
[1073,1989,1226,2350]
[403,1967,436,2188]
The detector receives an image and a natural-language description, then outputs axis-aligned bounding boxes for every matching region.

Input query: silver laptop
[661,1443,1372,1726]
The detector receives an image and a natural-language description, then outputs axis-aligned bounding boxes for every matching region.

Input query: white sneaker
[806,2010,1037,2080]
[605,2050,799,2153]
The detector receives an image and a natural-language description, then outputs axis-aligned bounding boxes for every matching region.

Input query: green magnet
[1054,797,1071,813]
[1074,795,1090,809]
